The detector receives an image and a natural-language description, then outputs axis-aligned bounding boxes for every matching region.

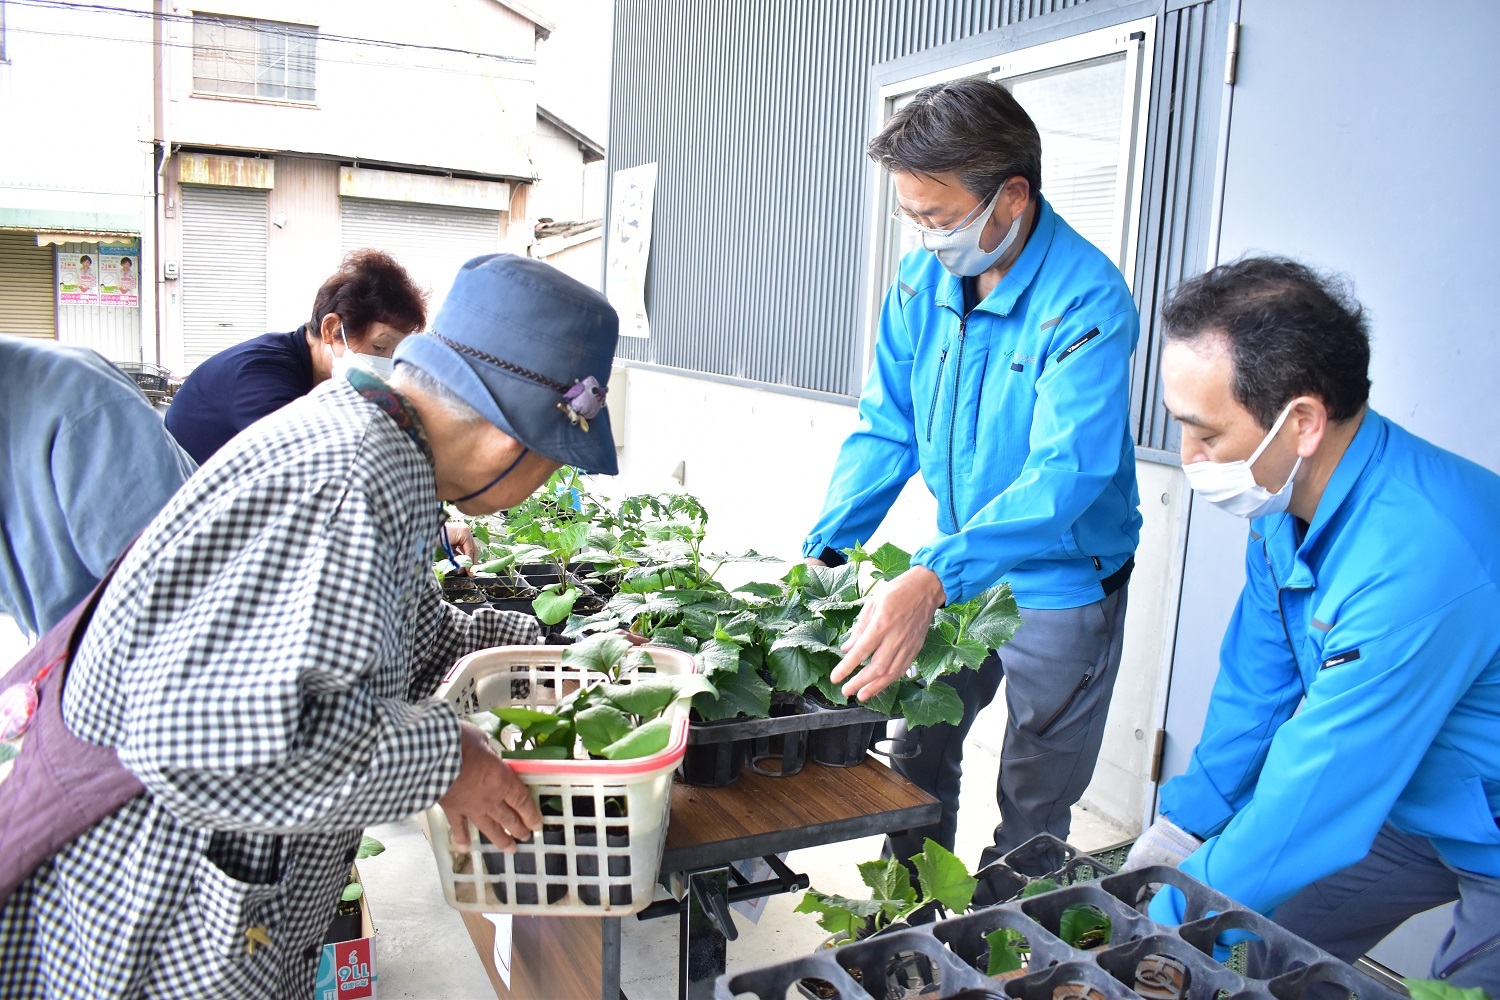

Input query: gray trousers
[1249,823,1500,991]
[887,584,1129,880]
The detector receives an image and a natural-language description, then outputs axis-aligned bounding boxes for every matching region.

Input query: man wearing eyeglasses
[803,77,1141,887]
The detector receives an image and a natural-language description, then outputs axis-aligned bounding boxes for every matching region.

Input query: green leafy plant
[340,834,387,904]
[1405,982,1492,1000]
[469,634,715,762]
[794,839,977,948]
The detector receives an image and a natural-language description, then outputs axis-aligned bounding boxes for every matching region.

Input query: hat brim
[395,335,619,475]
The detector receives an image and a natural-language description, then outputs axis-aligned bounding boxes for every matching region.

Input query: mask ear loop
[451,448,530,503]
[1246,399,1299,468]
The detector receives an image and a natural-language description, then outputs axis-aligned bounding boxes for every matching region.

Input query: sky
[532,0,614,148]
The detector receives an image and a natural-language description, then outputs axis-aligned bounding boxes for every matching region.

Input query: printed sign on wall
[99,245,140,307]
[605,161,658,339]
[56,251,100,305]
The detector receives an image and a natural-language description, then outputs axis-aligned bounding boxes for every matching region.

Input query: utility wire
[2,25,539,82]
[5,0,538,64]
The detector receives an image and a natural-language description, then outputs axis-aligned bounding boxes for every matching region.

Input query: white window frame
[861,17,1156,376]
[191,13,318,105]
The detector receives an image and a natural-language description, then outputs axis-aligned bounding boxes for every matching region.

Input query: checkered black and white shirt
[0,376,539,998]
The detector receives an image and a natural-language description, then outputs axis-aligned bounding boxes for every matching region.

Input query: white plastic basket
[425,644,696,916]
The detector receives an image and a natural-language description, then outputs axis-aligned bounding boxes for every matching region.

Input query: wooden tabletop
[660,758,940,873]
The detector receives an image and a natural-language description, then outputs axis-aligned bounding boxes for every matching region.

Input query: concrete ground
[0,615,1130,1000]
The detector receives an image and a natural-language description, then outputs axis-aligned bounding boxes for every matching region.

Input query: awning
[34,231,139,246]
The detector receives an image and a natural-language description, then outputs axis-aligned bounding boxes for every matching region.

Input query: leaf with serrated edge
[899,680,965,727]
[1057,903,1111,949]
[910,838,976,914]
[692,661,771,720]
[869,542,912,580]
[766,643,828,695]
[562,633,635,675]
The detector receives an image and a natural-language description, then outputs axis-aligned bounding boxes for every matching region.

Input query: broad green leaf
[985,927,1029,975]
[646,625,698,653]
[961,584,1023,651]
[1405,982,1492,1000]
[596,675,715,718]
[913,634,990,683]
[342,882,365,902]
[766,643,830,695]
[771,620,843,656]
[911,838,976,914]
[562,633,636,675]
[699,637,745,677]
[899,680,966,727]
[812,673,849,706]
[501,746,571,759]
[493,706,562,729]
[732,580,784,602]
[1057,903,1111,949]
[356,835,386,861]
[869,543,912,581]
[804,563,861,602]
[562,608,623,639]
[713,611,759,644]
[1019,877,1059,898]
[575,704,634,755]
[598,716,673,759]
[860,677,907,717]
[550,522,591,560]
[692,661,772,720]
[793,891,882,941]
[533,585,580,625]
[857,857,918,911]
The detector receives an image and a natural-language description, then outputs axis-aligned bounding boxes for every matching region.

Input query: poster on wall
[605,161,658,339]
[99,244,140,307]
[56,251,100,305]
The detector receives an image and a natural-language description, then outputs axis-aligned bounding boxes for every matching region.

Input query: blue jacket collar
[1259,409,1385,589]
[934,197,1057,317]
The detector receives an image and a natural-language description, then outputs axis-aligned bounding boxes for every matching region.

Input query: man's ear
[1290,396,1330,458]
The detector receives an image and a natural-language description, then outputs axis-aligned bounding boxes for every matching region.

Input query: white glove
[1122,816,1203,872]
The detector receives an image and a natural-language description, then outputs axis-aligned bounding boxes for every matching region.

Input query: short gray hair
[391,363,487,426]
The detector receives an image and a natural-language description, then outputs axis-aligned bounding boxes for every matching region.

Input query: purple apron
[0,556,143,905]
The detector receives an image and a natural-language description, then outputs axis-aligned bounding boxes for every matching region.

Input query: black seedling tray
[715,834,1406,1000]
[681,693,890,787]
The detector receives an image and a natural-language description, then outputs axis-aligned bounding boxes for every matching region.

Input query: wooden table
[457,758,939,999]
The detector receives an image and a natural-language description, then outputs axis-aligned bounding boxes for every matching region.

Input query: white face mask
[1182,401,1303,519]
[330,325,395,381]
[917,183,1027,278]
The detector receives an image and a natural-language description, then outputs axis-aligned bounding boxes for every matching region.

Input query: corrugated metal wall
[53,241,143,362]
[0,232,56,338]
[608,0,1230,450]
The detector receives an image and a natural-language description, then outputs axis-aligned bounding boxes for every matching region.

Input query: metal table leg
[680,867,735,1000]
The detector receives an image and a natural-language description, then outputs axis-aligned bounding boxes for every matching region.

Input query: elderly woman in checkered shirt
[0,255,620,998]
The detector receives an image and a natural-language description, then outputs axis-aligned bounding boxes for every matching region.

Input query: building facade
[1,0,555,371]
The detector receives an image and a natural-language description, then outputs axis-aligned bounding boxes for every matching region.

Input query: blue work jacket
[1160,411,1500,917]
[804,198,1141,608]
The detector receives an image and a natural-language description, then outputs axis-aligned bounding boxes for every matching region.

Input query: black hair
[79,255,93,265]
[310,248,427,344]
[867,77,1042,200]
[1161,256,1372,428]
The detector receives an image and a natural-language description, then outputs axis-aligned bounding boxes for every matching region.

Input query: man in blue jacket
[1128,257,1500,987]
[804,78,1142,880]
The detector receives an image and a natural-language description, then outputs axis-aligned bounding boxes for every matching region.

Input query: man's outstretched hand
[830,566,947,701]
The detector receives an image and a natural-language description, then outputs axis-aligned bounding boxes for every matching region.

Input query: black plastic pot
[680,733,744,787]
[806,699,880,767]
[680,694,889,787]
[323,904,362,944]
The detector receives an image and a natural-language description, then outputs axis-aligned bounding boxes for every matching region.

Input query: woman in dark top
[166,249,427,466]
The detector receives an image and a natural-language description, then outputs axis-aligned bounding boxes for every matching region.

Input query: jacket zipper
[925,349,948,441]
[945,317,969,527]
[1037,672,1091,738]
[1438,933,1500,980]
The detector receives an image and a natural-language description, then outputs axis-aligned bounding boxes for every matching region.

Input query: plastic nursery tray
[682,693,889,786]
[716,834,1406,1000]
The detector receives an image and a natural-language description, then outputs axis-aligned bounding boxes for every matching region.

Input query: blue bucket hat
[394,254,620,475]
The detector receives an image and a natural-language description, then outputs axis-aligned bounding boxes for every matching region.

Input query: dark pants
[886,584,1129,879]
[1249,823,1500,991]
